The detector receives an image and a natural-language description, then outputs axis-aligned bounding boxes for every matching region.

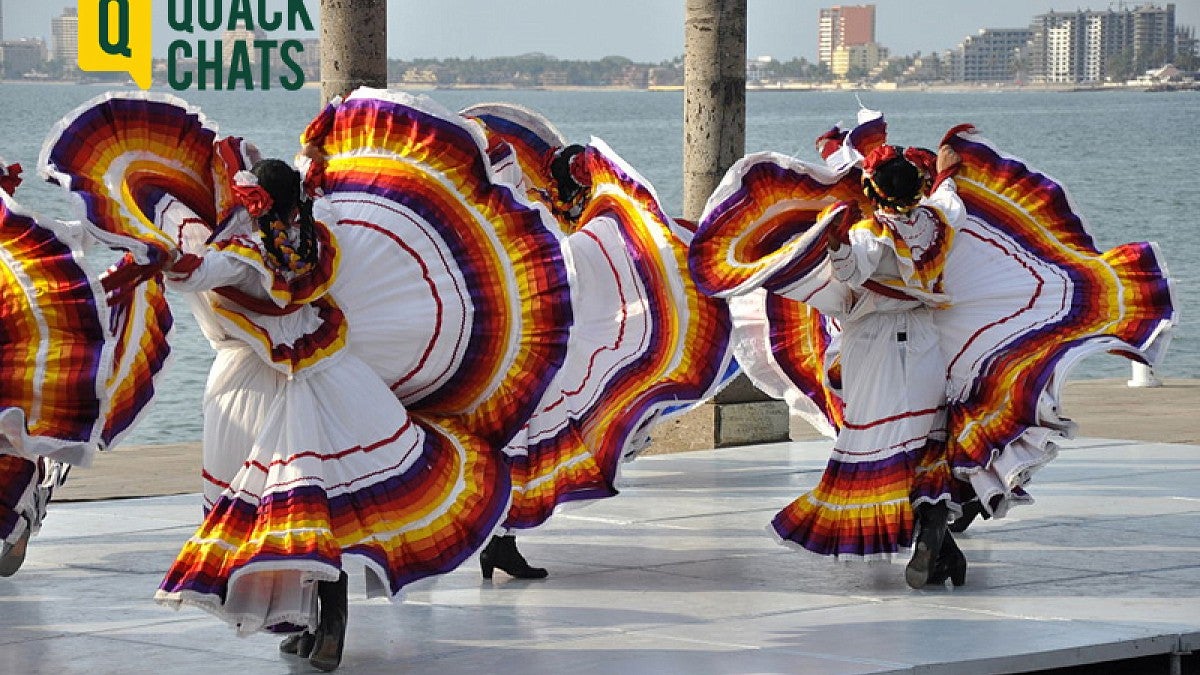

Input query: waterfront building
[1,38,46,78]
[938,49,961,83]
[1133,3,1177,68]
[1028,11,1087,84]
[612,64,649,88]
[954,28,1034,83]
[648,66,683,87]
[399,67,437,85]
[1027,4,1176,84]
[747,55,774,83]
[539,70,569,87]
[222,22,269,68]
[818,4,875,68]
[1178,26,1198,65]
[293,37,320,81]
[50,7,77,72]
[831,42,886,79]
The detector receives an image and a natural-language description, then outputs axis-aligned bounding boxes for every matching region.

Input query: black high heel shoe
[928,532,967,587]
[279,630,315,657]
[480,535,548,580]
[1,459,57,578]
[905,502,949,589]
[0,520,31,578]
[309,572,347,672]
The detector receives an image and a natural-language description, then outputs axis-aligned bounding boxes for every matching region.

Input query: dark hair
[550,144,586,204]
[251,159,317,268]
[864,156,922,211]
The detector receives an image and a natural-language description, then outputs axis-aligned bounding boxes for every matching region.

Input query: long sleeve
[926,178,966,229]
[829,230,887,288]
[165,249,261,294]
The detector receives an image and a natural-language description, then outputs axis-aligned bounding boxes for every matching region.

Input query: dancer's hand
[825,203,854,252]
[296,143,328,198]
[936,145,961,175]
[299,142,326,166]
[165,250,202,281]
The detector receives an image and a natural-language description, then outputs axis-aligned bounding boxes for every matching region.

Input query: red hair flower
[860,144,901,179]
[903,147,937,180]
[815,126,846,159]
[567,148,591,189]
[0,162,23,195]
[232,170,274,218]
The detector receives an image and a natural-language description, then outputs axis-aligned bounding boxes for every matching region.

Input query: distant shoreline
[5,79,1195,95]
[387,82,1198,94]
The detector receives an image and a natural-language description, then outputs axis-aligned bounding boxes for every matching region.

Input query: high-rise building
[1027,4,1176,84]
[955,28,1034,83]
[1177,25,1198,65]
[1133,3,1176,69]
[1,38,47,78]
[818,5,876,68]
[51,7,78,70]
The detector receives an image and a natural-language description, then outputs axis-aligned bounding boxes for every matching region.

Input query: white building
[955,28,1034,83]
[50,7,78,69]
[1028,4,1177,84]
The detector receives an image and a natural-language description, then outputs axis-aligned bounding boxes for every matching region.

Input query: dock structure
[8,432,1200,673]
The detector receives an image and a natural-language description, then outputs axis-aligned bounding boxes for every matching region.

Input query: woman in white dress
[815,144,967,588]
[0,160,101,579]
[157,158,499,671]
[39,89,574,673]
[158,158,360,669]
[690,110,1175,591]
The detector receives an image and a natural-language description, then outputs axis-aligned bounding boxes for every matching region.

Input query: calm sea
[2,83,1196,445]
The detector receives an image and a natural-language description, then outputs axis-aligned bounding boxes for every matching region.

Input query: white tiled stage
[3,437,1200,674]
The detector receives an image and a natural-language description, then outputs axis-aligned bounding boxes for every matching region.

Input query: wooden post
[319,0,388,106]
[668,0,790,449]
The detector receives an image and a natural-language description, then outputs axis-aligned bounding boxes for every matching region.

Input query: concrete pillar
[319,0,388,106]
[682,0,746,221]
[673,0,790,449]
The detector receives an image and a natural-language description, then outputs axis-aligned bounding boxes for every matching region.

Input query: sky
[4,0,1199,63]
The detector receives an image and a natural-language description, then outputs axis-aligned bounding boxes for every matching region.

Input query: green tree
[43,58,66,79]
[1106,49,1134,82]
[880,56,914,82]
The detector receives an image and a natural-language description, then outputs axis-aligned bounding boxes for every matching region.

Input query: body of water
[2,83,1196,445]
